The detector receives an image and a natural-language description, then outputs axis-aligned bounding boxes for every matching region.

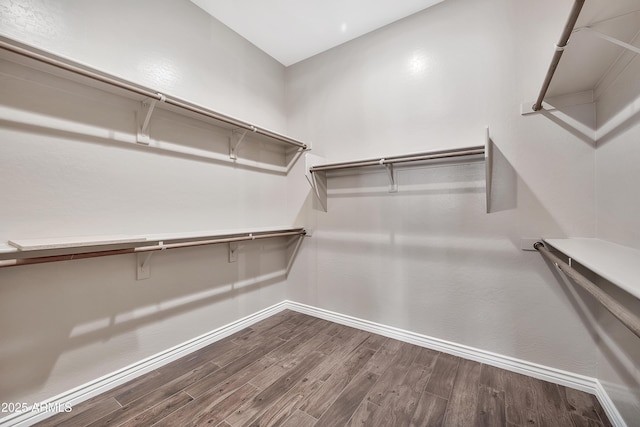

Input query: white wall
[0,0,294,406]
[594,41,640,422]
[286,0,601,378]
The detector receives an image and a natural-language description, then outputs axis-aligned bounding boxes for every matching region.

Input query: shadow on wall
[0,236,302,402]
[539,252,640,420]
[0,58,297,175]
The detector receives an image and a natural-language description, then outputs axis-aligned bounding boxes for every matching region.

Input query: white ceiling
[190,0,445,66]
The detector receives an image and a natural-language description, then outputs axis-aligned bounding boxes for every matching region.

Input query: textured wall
[286,0,600,377]
[594,38,640,423]
[0,0,293,406]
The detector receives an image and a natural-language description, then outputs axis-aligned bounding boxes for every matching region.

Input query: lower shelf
[543,238,640,300]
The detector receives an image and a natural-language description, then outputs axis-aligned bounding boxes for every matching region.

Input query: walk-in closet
[1,0,639,425]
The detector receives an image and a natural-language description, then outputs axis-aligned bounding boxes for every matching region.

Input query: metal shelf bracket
[136,252,153,280]
[136,93,166,145]
[228,242,238,263]
[230,126,257,159]
[383,162,398,193]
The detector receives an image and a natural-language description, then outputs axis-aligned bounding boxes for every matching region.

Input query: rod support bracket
[137,252,153,280]
[229,242,238,263]
[136,93,166,145]
[230,126,257,160]
[383,162,398,193]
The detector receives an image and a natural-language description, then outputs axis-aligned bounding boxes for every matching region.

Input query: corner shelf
[543,238,640,300]
[0,35,309,173]
[522,0,640,141]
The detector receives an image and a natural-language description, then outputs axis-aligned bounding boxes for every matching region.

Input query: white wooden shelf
[544,238,640,300]
[0,35,309,173]
[306,128,493,213]
[523,0,640,141]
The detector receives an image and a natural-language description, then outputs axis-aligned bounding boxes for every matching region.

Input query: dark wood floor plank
[307,330,372,381]
[314,370,380,427]
[476,384,506,427]
[153,383,260,426]
[481,364,539,426]
[479,363,508,391]
[531,379,574,427]
[113,356,220,406]
[90,361,221,426]
[502,369,539,426]
[184,357,273,410]
[370,362,433,426]
[315,325,365,355]
[346,400,381,427]
[300,345,376,418]
[117,391,193,427]
[225,351,325,426]
[249,377,323,426]
[261,318,332,366]
[183,336,286,398]
[442,358,482,427]
[413,347,440,368]
[360,333,387,351]
[563,386,605,423]
[34,397,121,427]
[281,409,318,427]
[423,353,461,400]
[365,342,422,406]
[409,391,448,427]
[361,338,404,376]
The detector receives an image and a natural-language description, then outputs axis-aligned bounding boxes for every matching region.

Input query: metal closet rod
[0,229,306,269]
[534,242,640,340]
[532,0,586,111]
[0,38,307,150]
[309,145,485,172]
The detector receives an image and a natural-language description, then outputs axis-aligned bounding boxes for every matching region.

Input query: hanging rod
[309,145,485,173]
[0,36,307,150]
[534,242,640,340]
[532,0,586,112]
[0,228,306,268]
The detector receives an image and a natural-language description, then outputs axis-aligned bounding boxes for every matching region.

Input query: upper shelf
[524,0,640,139]
[548,1,640,100]
[0,36,309,171]
[544,238,640,300]
[306,128,493,212]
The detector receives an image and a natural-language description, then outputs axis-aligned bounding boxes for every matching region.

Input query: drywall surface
[0,0,293,407]
[286,0,601,380]
[595,47,640,423]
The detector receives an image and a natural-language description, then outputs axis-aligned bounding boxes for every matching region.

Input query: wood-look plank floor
[35,310,612,427]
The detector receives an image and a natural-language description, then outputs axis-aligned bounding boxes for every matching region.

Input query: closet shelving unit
[0,37,310,277]
[0,36,309,173]
[535,239,640,339]
[523,0,640,141]
[524,0,640,339]
[306,128,493,213]
[0,227,307,279]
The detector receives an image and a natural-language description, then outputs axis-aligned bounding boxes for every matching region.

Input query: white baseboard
[0,301,289,427]
[282,301,627,427]
[1,300,626,427]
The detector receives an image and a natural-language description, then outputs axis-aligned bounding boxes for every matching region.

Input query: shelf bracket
[579,27,640,56]
[230,126,256,160]
[136,252,153,280]
[136,93,166,145]
[228,242,238,263]
[383,161,398,193]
